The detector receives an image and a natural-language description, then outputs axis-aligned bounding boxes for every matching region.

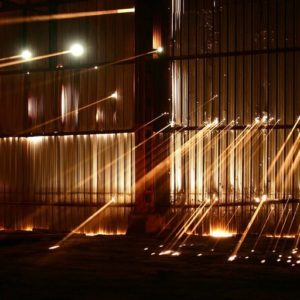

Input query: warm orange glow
[83,230,126,236]
[49,198,116,249]
[0,8,135,25]
[209,229,236,238]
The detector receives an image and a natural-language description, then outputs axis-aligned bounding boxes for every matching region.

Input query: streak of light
[0,8,135,25]
[182,199,218,241]
[266,235,295,239]
[0,54,22,62]
[48,198,115,250]
[49,245,60,250]
[0,50,69,69]
[70,123,171,193]
[251,206,274,252]
[83,230,126,236]
[293,222,300,250]
[267,117,300,177]
[265,199,290,253]
[228,196,266,261]
[92,49,160,70]
[281,204,299,253]
[275,134,300,187]
[272,209,292,252]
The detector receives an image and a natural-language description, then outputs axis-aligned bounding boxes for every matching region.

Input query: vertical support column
[132,0,170,230]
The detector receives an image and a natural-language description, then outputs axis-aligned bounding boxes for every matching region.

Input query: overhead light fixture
[21,49,32,60]
[69,43,84,57]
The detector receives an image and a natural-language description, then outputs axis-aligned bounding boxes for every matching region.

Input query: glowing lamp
[70,43,84,57]
[21,49,32,60]
[156,47,164,53]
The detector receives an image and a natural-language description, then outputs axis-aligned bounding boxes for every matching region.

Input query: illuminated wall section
[0,133,135,205]
[0,133,135,233]
[169,0,300,234]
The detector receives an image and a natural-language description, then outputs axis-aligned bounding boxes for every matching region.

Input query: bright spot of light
[261,259,266,264]
[21,49,32,60]
[49,245,60,250]
[27,136,44,144]
[261,194,267,202]
[110,91,118,99]
[70,43,84,57]
[159,250,172,256]
[210,229,235,238]
[228,255,236,262]
[156,47,164,53]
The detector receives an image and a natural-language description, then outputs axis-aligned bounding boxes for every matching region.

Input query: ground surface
[0,232,299,299]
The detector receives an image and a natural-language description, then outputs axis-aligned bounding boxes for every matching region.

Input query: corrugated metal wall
[169,0,300,234]
[0,0,136,233]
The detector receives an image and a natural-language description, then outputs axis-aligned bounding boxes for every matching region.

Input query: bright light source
[49,245,60,250]
[110,91,118,99]
[70,43,84,57]
[210,229,235,238]
[261,194,267,202]
[21,49,32,60]
[156,47,164,53]
[228,255,236,262]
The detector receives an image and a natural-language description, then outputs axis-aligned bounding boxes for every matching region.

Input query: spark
[228,255,236,262]
[110,91,118,99]
[48,198,115,250]
[229,196,266,260]
[49,245,60,250]
[159,250,172,255]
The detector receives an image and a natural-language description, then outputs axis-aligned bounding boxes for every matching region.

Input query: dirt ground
[0,232,299,299]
